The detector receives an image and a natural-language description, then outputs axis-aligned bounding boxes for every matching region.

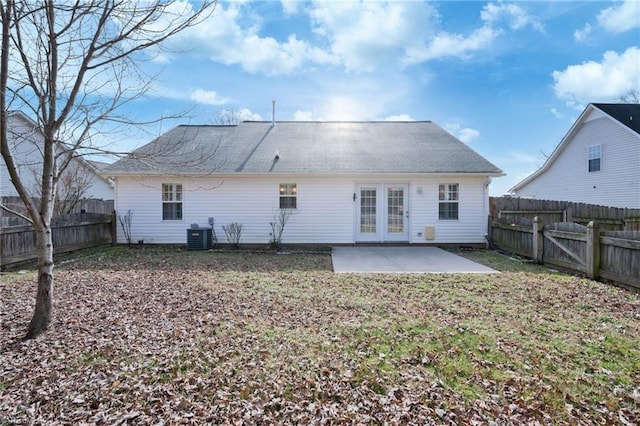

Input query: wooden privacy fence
[491,217,640,291]
[0,212,115,269]
[491,196,640,231]
[0,197,114,223]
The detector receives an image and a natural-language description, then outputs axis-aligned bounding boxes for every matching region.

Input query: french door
[356,184,409,242]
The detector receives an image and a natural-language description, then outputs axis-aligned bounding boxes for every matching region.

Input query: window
[162,183,183,220]
[438,183,459,220]
[588,144,601,172]
[279,183,297,209]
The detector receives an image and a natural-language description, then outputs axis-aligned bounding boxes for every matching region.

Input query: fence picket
[490,197,640,291]
[1,213,114,269]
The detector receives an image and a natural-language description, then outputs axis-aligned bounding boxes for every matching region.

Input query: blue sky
[122,0,639,195]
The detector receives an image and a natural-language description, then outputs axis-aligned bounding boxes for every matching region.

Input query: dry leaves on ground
[1,247,639,424]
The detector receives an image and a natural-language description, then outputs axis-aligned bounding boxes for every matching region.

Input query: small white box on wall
[424,226,435,240]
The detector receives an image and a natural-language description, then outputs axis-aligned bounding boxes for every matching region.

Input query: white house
[0,111,115,203]
[510,103,640,208]
[104,121,503,246]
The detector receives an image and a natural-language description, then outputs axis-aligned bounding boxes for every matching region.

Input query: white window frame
[588,144,601,172]
[438,183,459,220]
[162,183,183,220]
[279,183,297,209]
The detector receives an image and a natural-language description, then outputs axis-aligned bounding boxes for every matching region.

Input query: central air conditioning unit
[187,226,213,250]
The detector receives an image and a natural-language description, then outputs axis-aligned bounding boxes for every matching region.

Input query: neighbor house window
[439,183,459,220]
[279,183,297,209]
[588,144,601,172]
[162,183,183,220]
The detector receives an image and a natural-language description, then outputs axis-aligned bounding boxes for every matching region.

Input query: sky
[121,0,639,196]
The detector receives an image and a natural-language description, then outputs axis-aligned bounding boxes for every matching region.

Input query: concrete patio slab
[331,246,498,273]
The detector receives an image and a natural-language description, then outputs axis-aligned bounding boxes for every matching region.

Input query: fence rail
[490,216,639,292]
[491,197,640,231]
[1,212,115,269]
[1,196,113,221]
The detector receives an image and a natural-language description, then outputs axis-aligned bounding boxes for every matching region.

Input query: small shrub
[222,222,242,248]
[117,210,133,246]
[269,208,297,250]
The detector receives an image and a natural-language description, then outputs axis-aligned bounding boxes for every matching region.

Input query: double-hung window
[588,144,601,172]
[438,183,459,220]
[162,183,183,220]
[279,183,297,209]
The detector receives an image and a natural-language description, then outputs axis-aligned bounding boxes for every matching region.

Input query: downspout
[483,177,492,247]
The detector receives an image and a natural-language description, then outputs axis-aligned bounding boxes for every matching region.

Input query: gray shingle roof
[104,121,503,176]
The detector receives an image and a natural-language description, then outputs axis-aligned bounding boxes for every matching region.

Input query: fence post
[586,221,600,280]
[532,216,543,263]
[563,208,573,223]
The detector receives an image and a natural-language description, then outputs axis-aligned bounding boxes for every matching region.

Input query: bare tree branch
[0,202,34,223]
[618,89,639,104]
[0,0,217,339]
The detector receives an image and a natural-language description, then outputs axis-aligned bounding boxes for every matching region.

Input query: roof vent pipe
[272,100,276,127]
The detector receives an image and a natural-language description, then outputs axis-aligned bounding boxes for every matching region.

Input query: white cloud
[189,89,228,106]
[550,108,563,119]
[322,97,366,121]
[552,47,640,106]
[163,3,337,76]
[309,1,437,72]
[444,124,480,143]
[480,2,544,32]
[159,1,544,76]
[406,2,541,64]
[574,23,592,43]
[410,26,500,63]
[280,0,300,16]
[293,110,316,121]
[597,0,640,33]
[236,108,262,121]
[384,114,415,121]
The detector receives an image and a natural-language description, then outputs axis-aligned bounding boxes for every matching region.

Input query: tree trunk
[24,225,55,340]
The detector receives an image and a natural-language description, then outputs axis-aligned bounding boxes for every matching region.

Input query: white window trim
[279,183,297,209]
[438,183,459,221]
[162,183,183,221]
[588,144,601,173]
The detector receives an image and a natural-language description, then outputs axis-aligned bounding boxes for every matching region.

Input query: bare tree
[212,108,258,125]
[0,1,215,339]
[269,208,297,250]
[31,156,98,215]
[618,89,639,104]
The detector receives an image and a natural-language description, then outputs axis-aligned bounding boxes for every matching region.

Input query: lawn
[1,246,638,424]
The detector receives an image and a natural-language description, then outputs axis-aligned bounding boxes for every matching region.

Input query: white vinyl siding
[411,178,488,244]
[114,175,491,245]
[515,116,640,208]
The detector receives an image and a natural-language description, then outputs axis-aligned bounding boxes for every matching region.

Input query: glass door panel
[360,188,377,233]
[387,188,404,233]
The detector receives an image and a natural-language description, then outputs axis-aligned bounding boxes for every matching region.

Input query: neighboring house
[510,103,640,208]
[0,111,115,203]
[104,121,503,245]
